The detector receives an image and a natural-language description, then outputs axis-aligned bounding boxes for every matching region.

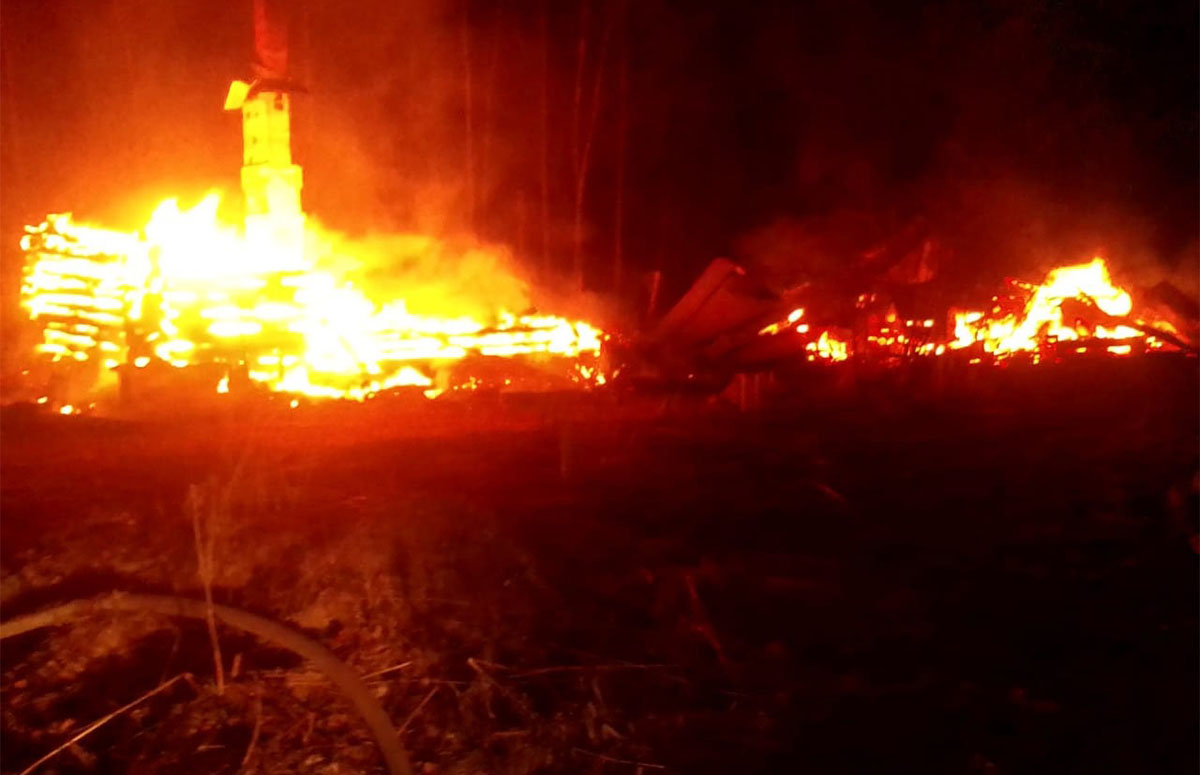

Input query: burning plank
[20,214,150,370]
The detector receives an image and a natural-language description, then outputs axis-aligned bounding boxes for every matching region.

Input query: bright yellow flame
[21,194,605,401]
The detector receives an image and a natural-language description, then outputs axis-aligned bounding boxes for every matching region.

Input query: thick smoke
[307,222,532,320]
[729,0,1196,298]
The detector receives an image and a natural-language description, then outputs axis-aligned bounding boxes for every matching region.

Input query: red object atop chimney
[253,0,288,79]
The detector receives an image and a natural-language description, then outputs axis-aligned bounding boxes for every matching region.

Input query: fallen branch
[240,688,263,770]
[363,660,414,680]
[0,593,412,775]
[18,674,189,775]
[683,572,729,666]
[189,485,225,695]
[396,686,438,738]
[572,747,667,770]
[514,663,677,679]
[471,658,679,679]
[467,657,536,723]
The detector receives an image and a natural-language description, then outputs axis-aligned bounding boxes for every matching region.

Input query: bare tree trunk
[539,0,551,275]
[516,191,528,264]
[613,0,630,297]
[570,0,591,290]
[0,43,23,188]
[480,6,501,237]
[296,0,312,171]
[462,6,476,235]
[572,1,615,293]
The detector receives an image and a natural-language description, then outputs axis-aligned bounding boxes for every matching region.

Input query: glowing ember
[21,194,604,402]
[759,307,805,335]
[806,330,849,362]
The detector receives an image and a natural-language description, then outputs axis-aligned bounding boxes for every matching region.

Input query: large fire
[20,194,604,403]
[23,217,1183,410]
[16,0,1185,412]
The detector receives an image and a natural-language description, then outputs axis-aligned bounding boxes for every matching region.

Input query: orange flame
[949,257,1165,358]
[21,194,604,401]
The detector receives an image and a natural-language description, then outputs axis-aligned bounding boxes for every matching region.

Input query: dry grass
[2,363,1197,773]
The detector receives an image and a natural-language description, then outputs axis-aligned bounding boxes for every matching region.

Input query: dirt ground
[2,357,1197,774]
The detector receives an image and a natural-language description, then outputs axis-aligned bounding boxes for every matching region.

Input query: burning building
[18,0,605,411]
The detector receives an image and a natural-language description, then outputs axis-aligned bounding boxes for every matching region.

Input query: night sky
[2,0,1196,319]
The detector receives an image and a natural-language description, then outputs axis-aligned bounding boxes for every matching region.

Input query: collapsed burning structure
[619,251,1194,396]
